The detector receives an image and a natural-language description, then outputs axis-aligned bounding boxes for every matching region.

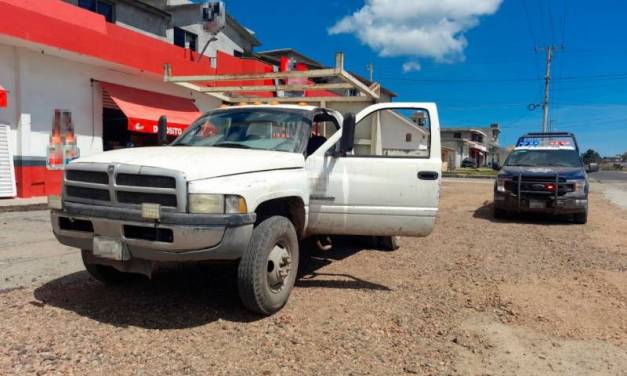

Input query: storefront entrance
[101,82,201,151]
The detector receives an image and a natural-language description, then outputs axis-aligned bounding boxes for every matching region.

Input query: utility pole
[365,63,374,82]
[541,46,553,133]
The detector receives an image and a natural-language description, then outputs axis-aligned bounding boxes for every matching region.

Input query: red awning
[0,84,7,108]
[101,82,201,136]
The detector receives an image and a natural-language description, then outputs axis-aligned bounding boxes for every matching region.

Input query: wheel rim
[266,242,292,293]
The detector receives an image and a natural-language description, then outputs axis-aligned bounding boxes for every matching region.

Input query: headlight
[188,194,247,214]
[572,179,586,194]
[496,176,511,192]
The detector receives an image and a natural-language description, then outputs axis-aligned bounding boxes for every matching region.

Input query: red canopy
[0,84,7,108]
[101,82,201,137]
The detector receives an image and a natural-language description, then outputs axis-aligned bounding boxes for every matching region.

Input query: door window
[352,108,431,158]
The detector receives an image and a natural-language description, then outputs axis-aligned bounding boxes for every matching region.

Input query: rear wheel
[81,250,133,285]
[237,216,299,315]
[573,210,588,224]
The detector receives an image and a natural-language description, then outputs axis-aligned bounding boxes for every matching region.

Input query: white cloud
[329,0,502,63]
[402,61,421,73]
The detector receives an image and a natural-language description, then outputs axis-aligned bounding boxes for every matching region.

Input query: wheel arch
[254,196,306,239]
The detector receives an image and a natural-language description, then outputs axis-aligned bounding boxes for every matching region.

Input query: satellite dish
[203,1,225,35]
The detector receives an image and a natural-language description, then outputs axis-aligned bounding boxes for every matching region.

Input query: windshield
[172,108,312,153]
[504,149,583,168]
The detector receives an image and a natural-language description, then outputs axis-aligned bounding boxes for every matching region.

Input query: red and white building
[0,0,299,198]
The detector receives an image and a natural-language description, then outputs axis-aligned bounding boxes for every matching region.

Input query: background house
[441,123,501,168]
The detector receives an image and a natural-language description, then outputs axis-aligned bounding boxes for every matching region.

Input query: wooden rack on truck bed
[163,52,381,104]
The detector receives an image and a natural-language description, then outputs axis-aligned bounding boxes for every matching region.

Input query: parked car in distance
[493,132,588,224]
[461,158,477,168]
[586,162,599,172]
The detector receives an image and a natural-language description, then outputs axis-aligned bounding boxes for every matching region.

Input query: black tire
[493,207,508,219]
[81,250,133,285]
[237,216,299,315]
[573,210,588,224]
[377,236,400,251]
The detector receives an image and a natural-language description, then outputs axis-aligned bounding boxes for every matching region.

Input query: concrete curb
[442,174,496,180]
[0,203,49,213]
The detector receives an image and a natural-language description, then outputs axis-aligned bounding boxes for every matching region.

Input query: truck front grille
[63,164,185,211]
[116,173,176,189]
[66,170,109,185]
[508,175,574,197]
[66,186,111,201]
[116,191,178,207]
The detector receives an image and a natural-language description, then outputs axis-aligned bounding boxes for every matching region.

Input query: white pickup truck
[50,103,441,314]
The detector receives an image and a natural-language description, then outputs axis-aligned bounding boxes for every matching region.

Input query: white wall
[0,44,17,158]
[168,7,254,57]
[0,42,221,160]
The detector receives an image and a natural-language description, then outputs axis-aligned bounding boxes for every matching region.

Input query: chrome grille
[63,163,186,211]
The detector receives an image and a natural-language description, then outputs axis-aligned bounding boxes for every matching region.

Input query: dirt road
[1,180,626,375]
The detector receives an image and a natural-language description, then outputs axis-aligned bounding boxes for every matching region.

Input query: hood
[499,166,587,180]
[71,146,305,181]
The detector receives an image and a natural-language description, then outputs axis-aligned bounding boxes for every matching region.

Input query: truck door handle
[418,171,439,180]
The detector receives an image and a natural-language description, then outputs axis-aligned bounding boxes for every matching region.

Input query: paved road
[589,170,627,182]
[589,171,627,209]
[0,210,82,290]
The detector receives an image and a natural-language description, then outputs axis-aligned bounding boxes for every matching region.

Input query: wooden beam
[339,70,380,99]
[219,95,372,103]
[196,82,353,93]
[165,68,341,83]
[172,82,231,102]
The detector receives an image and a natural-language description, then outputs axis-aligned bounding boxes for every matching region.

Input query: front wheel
[377,236,400,251]
[573,210,588,224]
[493,207,508,219]
[81,250,134,285]
[237,216,299,315]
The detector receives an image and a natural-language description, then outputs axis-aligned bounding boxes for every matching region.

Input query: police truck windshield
[505,149,582,168]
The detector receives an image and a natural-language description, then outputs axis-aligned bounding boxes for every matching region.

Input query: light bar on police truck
[514,136,575,150]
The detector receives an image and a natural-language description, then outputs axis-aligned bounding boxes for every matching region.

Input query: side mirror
[338,113,355,156]
[157,115,168,146]
[492,162,501,171]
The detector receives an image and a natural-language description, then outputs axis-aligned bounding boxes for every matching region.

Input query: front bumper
[51,201,255,262]
[494,191,587,214]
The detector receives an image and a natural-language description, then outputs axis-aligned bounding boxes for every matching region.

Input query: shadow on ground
[33,237,389,329]
[473,201,578,225]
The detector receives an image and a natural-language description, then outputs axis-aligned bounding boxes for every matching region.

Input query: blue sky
[218,0,626,156]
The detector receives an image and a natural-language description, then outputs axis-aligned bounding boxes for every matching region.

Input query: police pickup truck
[493,132,588,224]
[49,103,442,314]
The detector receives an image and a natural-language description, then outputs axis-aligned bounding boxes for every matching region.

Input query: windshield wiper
[213,142,251,149]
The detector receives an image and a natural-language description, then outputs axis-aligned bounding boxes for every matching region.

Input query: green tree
[581,149,602,164]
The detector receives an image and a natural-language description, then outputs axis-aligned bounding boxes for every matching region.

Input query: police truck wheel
[237,216,299,315]
[493,207,508,219]
[81,250,132,285]
[573,210,588,224]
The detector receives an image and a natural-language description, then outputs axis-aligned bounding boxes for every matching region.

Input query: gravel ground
[1,181,626,375]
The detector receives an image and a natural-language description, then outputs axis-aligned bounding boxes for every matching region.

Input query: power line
[521,0,539,46]
[377,72,627,84]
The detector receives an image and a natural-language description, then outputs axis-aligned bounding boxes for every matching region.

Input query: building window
[454,132,461,138]
[471,133,483,143]
[405,133,412,142]
[78,0,115,23]
[174,27,198,51]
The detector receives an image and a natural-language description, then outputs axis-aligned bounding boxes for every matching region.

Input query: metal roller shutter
[0,124,17,198]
